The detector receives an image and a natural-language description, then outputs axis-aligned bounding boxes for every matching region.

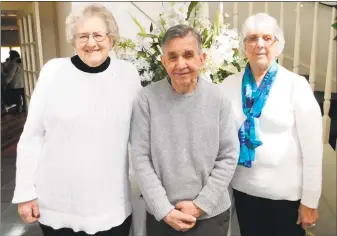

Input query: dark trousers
[13,88,26,112]
[8,88,26,113]
[39,214,132,236]
[233,189,305,236]
[146,210,230,236]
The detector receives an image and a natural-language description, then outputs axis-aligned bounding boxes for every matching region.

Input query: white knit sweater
[12,57,142,234]
[220,65,323,209]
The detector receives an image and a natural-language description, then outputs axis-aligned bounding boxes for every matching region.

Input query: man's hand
[163,209,197,232]
[18,199,40,223]
[297,203,319,230]
[176,201,205,219]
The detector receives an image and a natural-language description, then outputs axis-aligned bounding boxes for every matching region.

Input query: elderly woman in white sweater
[12,3,141,236]
[221,13,322,236]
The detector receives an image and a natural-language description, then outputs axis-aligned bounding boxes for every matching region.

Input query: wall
[132,2,164,23]
[55,2,73,57]
[71,2,162,42]
[38,2,58,63]
[1,2,33,15]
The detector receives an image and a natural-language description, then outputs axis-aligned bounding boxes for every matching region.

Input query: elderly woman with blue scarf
[221,13,323,236]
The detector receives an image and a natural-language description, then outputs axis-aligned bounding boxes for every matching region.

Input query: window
[1,46,21,63]
[1,47,10,62]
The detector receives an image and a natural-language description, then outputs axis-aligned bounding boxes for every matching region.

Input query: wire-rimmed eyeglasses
[244,34,278,46]
[74,32,110,43]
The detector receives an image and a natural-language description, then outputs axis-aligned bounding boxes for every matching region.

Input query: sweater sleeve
[193,95,240,214]
[127,63,142,177]
[293,76,323,209]
[12,59,63,204]
[130,91,175,221]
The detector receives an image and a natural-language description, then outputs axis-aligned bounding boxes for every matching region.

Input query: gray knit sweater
[130,78,239,221]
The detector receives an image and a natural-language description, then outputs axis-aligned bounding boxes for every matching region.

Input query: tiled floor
[1,143,44,236]
[1,112,336,236]
[0,111,43,236]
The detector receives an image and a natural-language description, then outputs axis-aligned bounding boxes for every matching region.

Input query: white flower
[173,3,188,16]
[160,2,190,29]
[198,3,209,18]
[200,71,212,83]
[187,2,211,31]
[223,28,239,42]
[117,2,244,84]
[203,48,222,75]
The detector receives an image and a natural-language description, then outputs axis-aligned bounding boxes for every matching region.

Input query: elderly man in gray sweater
[131,24,239,236]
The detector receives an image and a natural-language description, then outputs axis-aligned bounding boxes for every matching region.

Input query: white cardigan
[220,65,323,208]
[12,57,142,234]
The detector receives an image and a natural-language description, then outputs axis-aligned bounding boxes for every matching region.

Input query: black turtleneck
[71,55,110,73]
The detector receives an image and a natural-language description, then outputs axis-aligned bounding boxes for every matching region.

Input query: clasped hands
[163,201,205,232]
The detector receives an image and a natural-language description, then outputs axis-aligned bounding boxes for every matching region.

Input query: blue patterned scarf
[238,61,278,168]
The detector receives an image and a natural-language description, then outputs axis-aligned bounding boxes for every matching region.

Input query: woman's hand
[18,199,40,223]
[297,203,319,230]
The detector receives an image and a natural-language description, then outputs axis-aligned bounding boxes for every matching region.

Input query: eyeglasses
[244,34,278,46]
[74,32,110,43]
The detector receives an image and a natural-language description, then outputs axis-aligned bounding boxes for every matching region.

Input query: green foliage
[118,39,136,52]
[118,2,244,86]
[132,17,146,33]
[332,16,337,40]
[186,2,198,20]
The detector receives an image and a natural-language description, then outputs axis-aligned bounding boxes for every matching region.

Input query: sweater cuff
[12,184,37,204]
[301,189,321,209]
[151,197,175,221]
[193,194,215,215]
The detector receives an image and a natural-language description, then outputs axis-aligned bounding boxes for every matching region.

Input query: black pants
[233,189,305,236]
[39,215,132,236]
[9,88,26,113]
[146,210,230,236]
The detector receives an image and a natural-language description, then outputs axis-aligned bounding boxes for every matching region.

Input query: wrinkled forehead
[163,34,200,54]
[243,21,275,38]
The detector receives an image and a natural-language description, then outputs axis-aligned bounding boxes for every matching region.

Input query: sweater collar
[167,76,201,97]
[71,55,110,73]
[167,76,200,85]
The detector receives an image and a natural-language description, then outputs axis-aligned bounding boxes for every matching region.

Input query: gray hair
[161,24,202,54]
[240,13,285,57]
[65,3,120,47]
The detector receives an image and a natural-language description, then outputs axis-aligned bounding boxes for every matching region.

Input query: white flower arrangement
[117,2,246,86]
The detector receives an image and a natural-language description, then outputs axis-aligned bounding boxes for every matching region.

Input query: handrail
[130,2,156,23]
[319,2,337,8]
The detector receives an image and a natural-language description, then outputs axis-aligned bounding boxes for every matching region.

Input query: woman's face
[244,30,278,70]
[73,16,113,67]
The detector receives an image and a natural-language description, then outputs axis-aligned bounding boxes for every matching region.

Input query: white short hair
[240,13,285,57]
[65,3,120,47]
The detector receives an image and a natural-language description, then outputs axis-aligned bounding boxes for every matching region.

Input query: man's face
[161,33,206,93]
